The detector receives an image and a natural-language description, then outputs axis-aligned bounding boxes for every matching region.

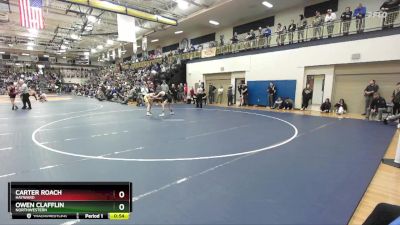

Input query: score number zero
[118,190,126,211]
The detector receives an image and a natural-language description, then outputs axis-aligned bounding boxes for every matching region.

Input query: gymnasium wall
[186,34,400,108]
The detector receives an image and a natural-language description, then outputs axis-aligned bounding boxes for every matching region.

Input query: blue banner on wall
[248,80,297,106]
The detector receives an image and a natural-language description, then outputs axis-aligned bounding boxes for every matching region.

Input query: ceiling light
[151,39,159,43]
[91,48,97,53]
[21,53,30,56]
[87,15,97,23]
[175,30,183,34]
[27,46,33,51]
[84,52,90,56]
[70,34,79,40]
[107,39,114,45]
[175,0,189,10]
[262,1,273,8]
[97,45,103,49]
[209,20,220,26]
[43,54,49,57]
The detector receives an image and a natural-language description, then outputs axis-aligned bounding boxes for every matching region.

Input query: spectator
[272,97,283,109]
[231,32,239,53]
[392,82,400,115]
[363,80,379,116]
[320,98,332,113]
[275,23,285,46]
[325,9,337,38]
[219,34,225,46]
[161,80,169,92]
[263,25,272,47]
[380,0,400,29]
[301,84,313,110]
[281,97,294,110]
[242,82,248,106]
[227,85,233,106]
[208,84,216,104]
[288,20,297,44]
[312,11,323,40]
[297,14,308,43]
[267,82,277,108]
[334,99,348,115]
[366,93,387,121]
[354,3,366,33]
[341,7,353,36]
[257,27,264,48]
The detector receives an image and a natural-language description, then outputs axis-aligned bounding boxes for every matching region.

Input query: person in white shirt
[19,79,32,110]
[196,86,204,108]
[217,86,224,104]
[325,9,337,38]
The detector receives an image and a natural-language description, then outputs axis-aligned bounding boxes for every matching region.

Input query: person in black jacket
[320,98,331,113]
[267,82,277,108]
[301,84,313,110]
[366,93,387,121]
[288,20,296,44]
[341,7,353,35]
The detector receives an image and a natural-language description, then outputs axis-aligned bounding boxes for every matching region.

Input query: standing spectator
[219,34,225,46]
[325,9,337,38]
[380,0,400,30]
[320,98,332,113]
[297,14,308,43]
[257,27,264,48]
[312,11,323,40]
[170,84,177,103]
[160,80,169,92]
[231,32,239,53]
[267,82,277,108]
[392,82,400,115]
[263,25,272,47]
[341,7,353,36]
[363,80,379,116]
[208,84,216,104]
[301,84,313,110]
[242,82,248,106]
[275,23,285,46]
[354,3,367,33]
[227,85,233,106]
[288,20,297,44]
[366,93,387,121]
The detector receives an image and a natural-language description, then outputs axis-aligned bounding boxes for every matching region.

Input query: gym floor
[0,96,397,225]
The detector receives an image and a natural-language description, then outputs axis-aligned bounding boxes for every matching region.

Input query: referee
[19,79,32,110]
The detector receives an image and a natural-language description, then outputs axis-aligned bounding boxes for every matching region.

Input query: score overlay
[8,182,132,220]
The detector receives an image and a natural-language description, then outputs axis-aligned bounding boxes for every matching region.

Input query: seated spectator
[366,93,387,121]
[272,97,283,109]
[280,97,294,110]
[320,98,332,113]
[334,98,348,115]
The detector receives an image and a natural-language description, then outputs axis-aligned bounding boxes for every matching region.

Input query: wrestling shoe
[159,113,165,117]
[146,112,152,116]
[170,112,174,115]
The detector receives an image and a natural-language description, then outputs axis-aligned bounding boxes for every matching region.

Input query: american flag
[18,0,44,29]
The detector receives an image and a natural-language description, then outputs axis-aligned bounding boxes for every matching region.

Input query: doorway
[306,75,325,106]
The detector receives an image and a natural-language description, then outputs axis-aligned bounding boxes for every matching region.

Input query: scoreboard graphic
[8,182,132,220]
